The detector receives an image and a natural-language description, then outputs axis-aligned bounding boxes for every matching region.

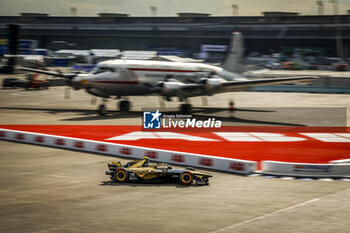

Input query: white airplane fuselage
[72,59,246,98]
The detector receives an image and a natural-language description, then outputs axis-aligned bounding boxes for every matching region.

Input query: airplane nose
[71,75,82,83]
[70,75,87,89]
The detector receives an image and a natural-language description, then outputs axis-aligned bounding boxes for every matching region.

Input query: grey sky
[0,0,349,16]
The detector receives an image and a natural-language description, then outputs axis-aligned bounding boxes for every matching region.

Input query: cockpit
[91,66,117,74]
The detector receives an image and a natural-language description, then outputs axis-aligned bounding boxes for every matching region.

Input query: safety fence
[0,128,257,175]
[1,128,349,177]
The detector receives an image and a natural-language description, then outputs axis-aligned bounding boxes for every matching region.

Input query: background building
[0,12,349,59]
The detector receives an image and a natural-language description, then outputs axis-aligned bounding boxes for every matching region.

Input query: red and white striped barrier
[0,128,257,175]
[262,160,350,177]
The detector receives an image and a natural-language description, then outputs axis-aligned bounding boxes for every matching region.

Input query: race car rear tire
[114,169,128,183]
[180,172,193,185]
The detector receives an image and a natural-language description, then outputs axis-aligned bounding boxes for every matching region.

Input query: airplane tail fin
[222,31,244,73]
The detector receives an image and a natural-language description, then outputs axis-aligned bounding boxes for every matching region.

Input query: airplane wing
[18,67,77,79]
[181,76,316,94]
[222,76,315,89]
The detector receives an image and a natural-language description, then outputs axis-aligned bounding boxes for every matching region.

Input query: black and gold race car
[105,157,212,185]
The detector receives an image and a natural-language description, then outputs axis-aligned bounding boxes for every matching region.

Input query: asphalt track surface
[1,84,350,233]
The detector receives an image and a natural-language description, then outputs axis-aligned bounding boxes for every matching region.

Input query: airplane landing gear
[98,104,107,116]
[97,99,108,116]
[119,100,131,112]
[180,103,192,114]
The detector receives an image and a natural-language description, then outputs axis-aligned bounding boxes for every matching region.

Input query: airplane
[19,32,316,115]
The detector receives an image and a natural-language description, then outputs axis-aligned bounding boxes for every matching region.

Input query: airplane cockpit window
[91,66,116,74]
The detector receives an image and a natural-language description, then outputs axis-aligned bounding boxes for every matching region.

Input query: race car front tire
[180,172,193,185]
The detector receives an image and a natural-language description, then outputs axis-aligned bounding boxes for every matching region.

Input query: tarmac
[0,81,350,233]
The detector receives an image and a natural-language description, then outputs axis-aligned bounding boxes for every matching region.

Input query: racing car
[105,157,212,185]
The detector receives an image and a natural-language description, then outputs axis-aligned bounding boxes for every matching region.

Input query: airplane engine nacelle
[206,78,224,87]
[163,82,182,90]
[199,77,224,88]
[156,81,183,96]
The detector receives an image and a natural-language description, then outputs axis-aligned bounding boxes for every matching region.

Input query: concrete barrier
[262,160,350,177]
[0,128,257,175]
[330,159,350,164]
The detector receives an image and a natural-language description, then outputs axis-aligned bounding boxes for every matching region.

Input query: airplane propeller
[90,96,97,105]
[154,74,174,97]
[159,97,165,108]
[202,96,208,106]
[18,67,81,100]
[64,87,71,100]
